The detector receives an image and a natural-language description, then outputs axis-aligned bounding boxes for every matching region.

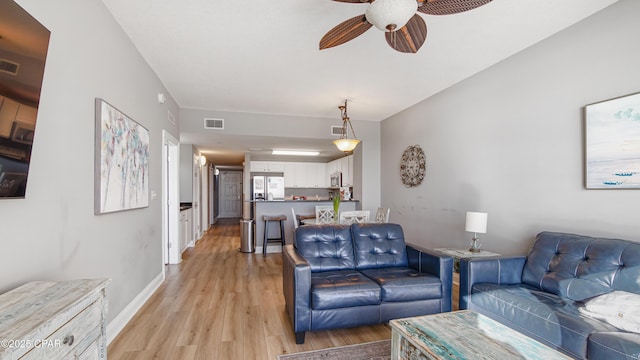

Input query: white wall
[381,0,639,255]
[1,0,179,329]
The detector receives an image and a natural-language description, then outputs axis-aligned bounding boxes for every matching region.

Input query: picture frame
[584,92,640,189]
[94,98,150,214]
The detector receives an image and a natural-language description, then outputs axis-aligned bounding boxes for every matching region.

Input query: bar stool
[263,215,287,255]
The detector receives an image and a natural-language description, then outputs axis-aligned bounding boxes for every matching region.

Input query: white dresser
[0,279,110,359]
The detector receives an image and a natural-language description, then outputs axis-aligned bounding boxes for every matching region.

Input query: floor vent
[204,118,224,129]
[331,125,343,136]
[0,59,19,76]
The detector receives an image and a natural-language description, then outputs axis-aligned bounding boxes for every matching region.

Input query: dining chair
[375,207,390,223]
[315,206,335,224]
[339,210,370,225]
[292,208,315,228]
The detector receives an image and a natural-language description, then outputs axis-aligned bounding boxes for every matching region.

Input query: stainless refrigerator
[252,174,285,201]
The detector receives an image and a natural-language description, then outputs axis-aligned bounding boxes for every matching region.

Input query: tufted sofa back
[351,223,408,270]
[294,224,355,272]
[522,231,640,300]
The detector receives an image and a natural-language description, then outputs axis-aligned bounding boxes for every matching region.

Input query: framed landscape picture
[95,98,150,214]
[585,92,640,189]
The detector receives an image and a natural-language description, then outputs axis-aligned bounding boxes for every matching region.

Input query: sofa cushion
[311,270,381,310]
[351,223,408,270]
[470,283,619,359]
[588,332,640,360]
[521,232,640,300]
[360,267,442,302]
[295,225,355,272]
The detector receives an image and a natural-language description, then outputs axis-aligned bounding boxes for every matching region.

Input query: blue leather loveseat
[460,231,640,359]
[283,223,453,344]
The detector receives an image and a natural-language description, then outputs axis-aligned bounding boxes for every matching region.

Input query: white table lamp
[465,212,488,253]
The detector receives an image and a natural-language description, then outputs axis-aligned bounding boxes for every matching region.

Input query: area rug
[277,340,391,360]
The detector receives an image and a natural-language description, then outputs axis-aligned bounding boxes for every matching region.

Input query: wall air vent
[204,118,224,129]
[0,59,19,76]
[331,125,343,137]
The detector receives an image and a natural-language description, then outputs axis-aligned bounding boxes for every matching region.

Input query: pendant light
[333,100,360,152]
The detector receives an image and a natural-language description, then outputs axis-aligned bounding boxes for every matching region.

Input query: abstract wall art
[94,98,149,214]
[585,92,640,189]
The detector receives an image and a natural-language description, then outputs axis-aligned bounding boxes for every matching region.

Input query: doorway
[162,131,180,265]
[218,171,242,218]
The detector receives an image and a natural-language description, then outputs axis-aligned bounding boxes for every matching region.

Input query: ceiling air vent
[331,125,343,137]
[204,118,224,129]
[0,59,19,76]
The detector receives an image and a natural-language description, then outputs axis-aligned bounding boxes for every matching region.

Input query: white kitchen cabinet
[293,162,307,187]
[180,208,193,250]
[0,279,110,360]
[283,162,297,187]
[326,158,339,177]
[299,163,327,188]
[314,163,328,187]
[285,162,327,188]
[342,155,353,186]
[250,161,284,172]
[326,155,353,186]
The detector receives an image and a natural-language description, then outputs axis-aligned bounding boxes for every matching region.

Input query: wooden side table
[434,248,500,310]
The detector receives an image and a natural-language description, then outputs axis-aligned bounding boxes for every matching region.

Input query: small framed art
[585,92,640,189]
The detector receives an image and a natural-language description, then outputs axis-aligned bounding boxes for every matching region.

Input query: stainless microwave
[330,172,342,187]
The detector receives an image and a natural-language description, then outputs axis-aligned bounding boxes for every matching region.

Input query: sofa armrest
[407,243,454,312]
[458,256,526,310]
[282,245,312,336]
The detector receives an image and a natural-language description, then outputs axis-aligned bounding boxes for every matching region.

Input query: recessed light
[272,150,320,156]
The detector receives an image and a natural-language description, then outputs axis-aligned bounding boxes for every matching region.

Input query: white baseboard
[106,272,164,345]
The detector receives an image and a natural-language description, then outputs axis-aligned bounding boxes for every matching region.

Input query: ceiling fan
[319,0,492,53]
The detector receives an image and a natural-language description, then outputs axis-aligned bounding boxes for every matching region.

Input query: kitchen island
[253,199,359,254]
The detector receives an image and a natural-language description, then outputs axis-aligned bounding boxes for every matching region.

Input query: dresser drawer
[0,279,109,360]
[21,300,102,359]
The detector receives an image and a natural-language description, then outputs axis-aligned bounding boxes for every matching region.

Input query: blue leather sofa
[283,223,453,344]
[460,231,640,359]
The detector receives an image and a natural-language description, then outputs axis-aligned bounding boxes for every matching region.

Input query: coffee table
[389,310,571,360]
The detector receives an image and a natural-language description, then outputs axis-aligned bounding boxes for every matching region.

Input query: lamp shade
[365,0,417,32]
[465,212,488,234]
[333,138,360,152]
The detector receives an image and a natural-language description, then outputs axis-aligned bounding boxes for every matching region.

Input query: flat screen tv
[0,0,50,198]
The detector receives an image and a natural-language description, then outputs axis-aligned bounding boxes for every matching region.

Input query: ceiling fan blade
[320,14,373,50]
[385,14,427,53]
[417,0,492,15]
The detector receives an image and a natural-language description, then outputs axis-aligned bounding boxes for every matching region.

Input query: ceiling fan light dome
[365,0,417,32]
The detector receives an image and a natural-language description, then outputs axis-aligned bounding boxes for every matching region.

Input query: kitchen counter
[251,199,359,203]
[252,200,359,254]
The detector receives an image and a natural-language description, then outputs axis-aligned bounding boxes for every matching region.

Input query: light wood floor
[108,218,390,359]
